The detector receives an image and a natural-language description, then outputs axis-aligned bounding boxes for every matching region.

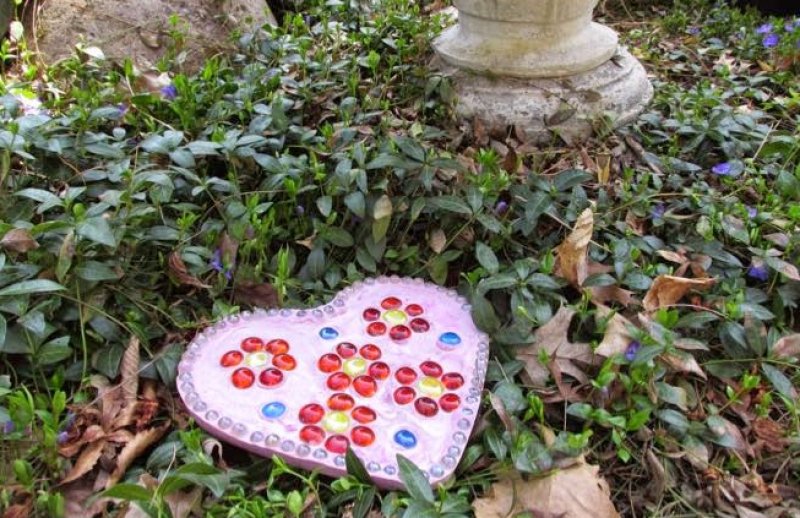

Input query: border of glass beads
[176,275,490,489]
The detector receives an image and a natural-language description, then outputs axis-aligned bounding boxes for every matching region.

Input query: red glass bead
[363,308,381,321]
[353,376,377,397]
[441,372,465,390]
[231,367,255,388]
[318,353,342,373]
[359,344,382,360]
[272,354,297,371]
[351,406,376,423]
[299,425,325,445]
[328,393,355,411]
[381,297,402,310]
[415,397,439,417]
[420,361,443,378]
[351,426,375,447]
[410,318,430,333]
[366,322,387,336]
[395,367,417,385]
[440,394,461,412]
[336,342,358,358]
[241,337,264,353]
[368,361,390,380]
[405,303,424,316]
[220,350,243,367]
[389,325,411,341]
[393,387,416,405]
[325,435,349,454]
[259,368,283,387]
[327,372,351,391]
[265,339,290,355]
[299,404,325,424]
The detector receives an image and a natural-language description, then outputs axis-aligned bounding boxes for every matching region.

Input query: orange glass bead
[395,367,417,385]
[272,354,297,371]
[318,353,342,373]
[299,425,325,445]
[328,393,355,411]
[353,376,377,397]
[231,367,255,389]
[266,338,290,355]
[327,372,351,391]
[241,337,264,352]
[351,406,376,423]
[220,350,243,367]
[359,344,381,360]
[366,322,387,336]
[440,394,461,413]
[351,426,375,447]
[381,297,402,309]
[441,372,465,390]
[299,403,325,424]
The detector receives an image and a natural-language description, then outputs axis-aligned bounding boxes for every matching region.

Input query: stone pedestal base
[437,47,653,143]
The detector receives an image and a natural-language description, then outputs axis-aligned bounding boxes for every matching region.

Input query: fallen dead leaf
[517,307,593,386]
[472,461,620,518]
[168,251,210,289]
[589,285,637,306]
[107,423,170,488]
[0,228,39,253]
[117,336,140,429]
[772,334,800,359]
[428,228,447,254]
[233,281,279,309]
[661,350,707,380]
[594,304,636,357]
[60,439,108,486]
[643,275,716,312]
[554,208,594,288]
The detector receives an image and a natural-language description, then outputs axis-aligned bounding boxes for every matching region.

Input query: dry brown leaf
[472,461,620,518]
[645,449,667,502]
[554,208,594,288]
[107,424,170,488]
[168,251,210,289]
[594,305,636,357]
[428,228,447,254]
[60,439,107,485]
[596,154,611,185]
[0,228,39,253]
[115,336,141,429]
[233,281,279,309]
[489,393,515,433]
[62,479,111,518]
[661,351,707,380]
[517,307,593,386]
[772,334,800,359]
[642,275,716,312]
[589,285,637,306]
[502,147,519,175]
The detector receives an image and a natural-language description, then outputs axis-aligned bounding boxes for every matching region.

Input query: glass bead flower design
[392,361,464,417]
[219,337,297,389]
[362,297,430,342]
[177,277,489,490]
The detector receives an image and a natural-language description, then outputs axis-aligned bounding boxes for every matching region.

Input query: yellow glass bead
[245,352,269,368]
[418,377,445,398]
[322,411,350,433]
[383,309,407,325]
[343,358,367,377]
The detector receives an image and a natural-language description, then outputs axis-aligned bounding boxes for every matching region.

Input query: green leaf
[306,247,326,281]
[762,364,798,400]
[316,196,333,217]
[353,486,376,518]
[344,191,366,218]
[100,483,153,502]
[721,215,749,245]
[345,447,372,484]
[475,242,499,275]
[0,279,65,297]
[323,227,354,248]
[396,454,434,503]
[427,196,472,215]
[471,294,500,333]
[552,169,592,191]
[77,217,117,247]
[493,380,526,413]
[76,261,121,282]
[37,338,72,366]
[0,315,5,351]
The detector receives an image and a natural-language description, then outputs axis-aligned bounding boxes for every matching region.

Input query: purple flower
[210,249,233,281]
[687,26,700,35]
[116,104,128,117]
[65,411,76,429]
[57,431,69,445]
[712,162,733,176]
[160,84,178,100]
[763,33,780,48]
[295,205,305,217]
[651,203,666,220]
[746,206,758,219]
[747,260,769,282]
[625,341,642,362]
[494,200,509,216]
[756,23,774,34]
[2,421,14,434]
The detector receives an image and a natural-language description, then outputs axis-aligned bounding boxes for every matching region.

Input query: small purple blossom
[687,26,700,35]
[712,162,733,176]
[625,341,642,362]
[295,205,305,217]
[494,200,509,216]
[57,431,70,445]
[747,260,769,282]
[651,203,666,220]
[746,206,758,219]
[2,421,14,434]
[210,249,233,281]
[756,23,774,34]
[763,33,780,48]
[160,84,178,100]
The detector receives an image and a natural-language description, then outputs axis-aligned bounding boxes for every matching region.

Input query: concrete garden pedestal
[434,0,653,142]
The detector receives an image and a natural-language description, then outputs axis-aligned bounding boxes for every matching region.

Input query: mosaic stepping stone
[176,276,489,489]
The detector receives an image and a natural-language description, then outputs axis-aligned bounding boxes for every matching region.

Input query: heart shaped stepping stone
[177,277,489,489]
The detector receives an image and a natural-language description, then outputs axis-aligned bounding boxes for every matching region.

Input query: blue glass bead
[261,402,286,419]
[319,327,339,340]
[394,430,417,449]
[438,332,462,348]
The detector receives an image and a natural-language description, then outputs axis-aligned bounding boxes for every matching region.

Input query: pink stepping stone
[176,276,489,489]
